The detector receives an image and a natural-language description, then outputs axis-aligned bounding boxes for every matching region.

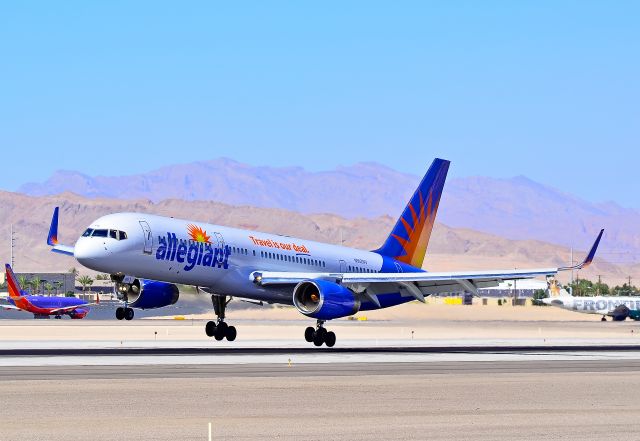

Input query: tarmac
[3,316,640,440]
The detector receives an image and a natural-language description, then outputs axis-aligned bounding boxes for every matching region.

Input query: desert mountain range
[19,159,640,264]
[0,190,635,286]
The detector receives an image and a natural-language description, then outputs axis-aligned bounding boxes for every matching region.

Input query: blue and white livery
[46,158,603,346]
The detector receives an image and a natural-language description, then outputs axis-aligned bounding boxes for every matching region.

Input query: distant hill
[18,158,640,263]
[0,191,634,286]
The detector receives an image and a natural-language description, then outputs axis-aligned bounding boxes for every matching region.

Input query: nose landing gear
[205,295,236,341]
[304,320,336,347]
[112,274,135,321]
[116,306,134,320]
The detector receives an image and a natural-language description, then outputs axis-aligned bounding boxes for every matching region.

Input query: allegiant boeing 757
[1,264,96,319]
[44,158,603,346]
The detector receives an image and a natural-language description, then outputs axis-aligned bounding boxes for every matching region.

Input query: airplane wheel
[214,322,228,341]
[124,308,134,321]
[214,327,226,341]
[205,321,216,337]
[55,315,62,319]
[325,331,336,348]
[304,326,315,342]
[601,316,607,322]
[115,307,125,320]
[313,328,326,347]
[226,326,237,342]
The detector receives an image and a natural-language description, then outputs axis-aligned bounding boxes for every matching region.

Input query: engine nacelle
[115,279,179,310]
[293,279,360,320]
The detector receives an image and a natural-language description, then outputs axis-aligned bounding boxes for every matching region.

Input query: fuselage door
[213,232,225,250]
[394,262,403,273]
[139,221,153,255]
[339,260,347,273]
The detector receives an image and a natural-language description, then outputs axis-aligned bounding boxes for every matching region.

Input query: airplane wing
[48,302,97,314]
[47,207,75,256]
[0,304,23,311]
[252,229,604,302]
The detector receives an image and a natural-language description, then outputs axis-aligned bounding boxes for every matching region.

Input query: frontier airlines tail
[374,158,450,268]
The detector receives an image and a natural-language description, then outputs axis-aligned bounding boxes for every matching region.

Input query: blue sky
[1,1,638,206]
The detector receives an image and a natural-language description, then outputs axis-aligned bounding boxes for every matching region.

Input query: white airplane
[542,280,639,321]
[45,158,603,346]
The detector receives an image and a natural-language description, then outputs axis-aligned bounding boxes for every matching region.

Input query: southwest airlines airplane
[45,158,603,346]
[542,280,640,321]
[1,264,96,319]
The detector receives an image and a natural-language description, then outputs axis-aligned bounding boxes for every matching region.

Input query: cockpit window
[82,228,94,237]
[92,229,108,238]
[108,230,128,240]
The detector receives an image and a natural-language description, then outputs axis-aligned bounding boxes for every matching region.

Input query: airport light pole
[10,224,15,270]
[570,247,574,285]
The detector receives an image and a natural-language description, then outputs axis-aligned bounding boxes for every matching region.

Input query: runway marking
[2,344,640,357]
[2,360,640,381]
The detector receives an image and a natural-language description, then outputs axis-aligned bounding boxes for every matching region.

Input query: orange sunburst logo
[392,190,438,266]
[187,224,211,243]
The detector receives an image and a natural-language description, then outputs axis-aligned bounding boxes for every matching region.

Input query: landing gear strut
[304,320,336,347]
[112,274,135,321]
[205,295,236,341]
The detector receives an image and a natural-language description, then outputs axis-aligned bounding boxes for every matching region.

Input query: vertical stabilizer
[374,158,450,268]
[5,264,25,299]
[548,279,572,298]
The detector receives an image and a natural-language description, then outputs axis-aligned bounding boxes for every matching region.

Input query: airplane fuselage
[545,296,640,319]
[74,212,421,309]
[8,295,89,318]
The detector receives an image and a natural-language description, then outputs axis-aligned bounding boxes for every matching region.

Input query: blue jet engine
[115,279,179,310]
[293,279,360,320]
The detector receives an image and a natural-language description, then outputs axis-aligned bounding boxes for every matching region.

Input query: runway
[3,321,640,440]
[3,359,640,441]
[2,358,640,381]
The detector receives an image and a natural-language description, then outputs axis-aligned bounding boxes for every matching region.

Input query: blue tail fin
[374,158,450,268]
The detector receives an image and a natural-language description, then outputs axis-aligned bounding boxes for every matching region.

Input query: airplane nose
[74,238,109,269]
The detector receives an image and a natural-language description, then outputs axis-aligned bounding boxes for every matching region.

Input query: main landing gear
[601,315,607,322]
[305,320,336,347]
[116,306,134,321]
[205,295,237,341]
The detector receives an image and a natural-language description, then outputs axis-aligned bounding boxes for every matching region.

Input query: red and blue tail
[374,158,450,268]
[5,264,26,300]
